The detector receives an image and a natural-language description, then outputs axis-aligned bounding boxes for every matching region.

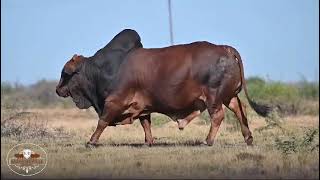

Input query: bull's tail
[230,47,272,117]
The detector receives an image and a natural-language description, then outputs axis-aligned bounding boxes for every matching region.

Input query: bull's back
[135,42,230,87]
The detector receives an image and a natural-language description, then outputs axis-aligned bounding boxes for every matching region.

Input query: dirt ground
[1,108,319,179]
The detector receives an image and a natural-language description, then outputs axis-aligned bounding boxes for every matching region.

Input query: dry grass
[1,108,319,179]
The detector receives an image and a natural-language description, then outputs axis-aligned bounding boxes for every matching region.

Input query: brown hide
[107,42,241,122]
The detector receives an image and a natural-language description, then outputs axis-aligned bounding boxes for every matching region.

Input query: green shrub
[275,136,298,154]
[275,128,319,155]
[246,76,319,116]
[200,110,210,124]
[297,78,319,99]
[247,77,299,104]
[1,82,13,95]
[152,115,170,127]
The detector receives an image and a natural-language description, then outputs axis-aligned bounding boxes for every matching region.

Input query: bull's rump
[116,41,241,110]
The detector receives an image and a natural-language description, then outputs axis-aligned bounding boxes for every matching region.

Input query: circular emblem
[7,143,47,176]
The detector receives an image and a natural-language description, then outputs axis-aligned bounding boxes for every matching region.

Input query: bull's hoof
[206,140,214,146]
[142,143,153,147]
[142,141,153,147]
[144,138,154,147]
[85,142,98,148]
[177,119,187,130]
[200,141,207,146]
[245,136,253,146]
[200,140,213,146]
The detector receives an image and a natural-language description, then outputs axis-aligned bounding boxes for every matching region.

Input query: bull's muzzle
[56,86,69,97]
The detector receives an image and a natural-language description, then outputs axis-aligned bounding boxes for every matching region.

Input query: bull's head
[56,54,92,109]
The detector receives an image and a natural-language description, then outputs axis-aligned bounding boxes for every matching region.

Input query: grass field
[1,107,319,179]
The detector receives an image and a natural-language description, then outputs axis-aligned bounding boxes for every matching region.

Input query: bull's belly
[116,97,206,125]
[154,98,206,121]
[116,85,207,124]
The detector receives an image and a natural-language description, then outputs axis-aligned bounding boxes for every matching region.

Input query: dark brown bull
[86,41,271,147]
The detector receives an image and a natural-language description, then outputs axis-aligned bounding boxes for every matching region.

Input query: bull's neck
[81,60,108,116]
[82,56,126,116]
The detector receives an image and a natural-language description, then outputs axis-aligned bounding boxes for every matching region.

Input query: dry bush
[256,110,284,132]
[1,108,70,141]
[274,128,319,155]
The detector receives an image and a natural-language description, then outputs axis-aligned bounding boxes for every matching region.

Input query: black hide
[57,29,143,116]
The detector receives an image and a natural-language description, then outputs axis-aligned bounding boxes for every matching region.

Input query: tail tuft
[247,99,272,117]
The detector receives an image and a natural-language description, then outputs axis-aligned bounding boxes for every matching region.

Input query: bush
[152,114,171,127]
[256,110,283,132]
[28,79,62,106]
[1,108,70,140]
[247,77,299,104]
[1,82,14,95]
[1,109,52,140]
[1,80,73,109]
[297,78,319,99]
[246,76,319,116]
[275,128,319,154]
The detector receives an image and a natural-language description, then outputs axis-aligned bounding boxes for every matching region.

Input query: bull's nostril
[56,88,63,96]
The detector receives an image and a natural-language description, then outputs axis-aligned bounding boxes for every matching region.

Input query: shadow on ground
[83,139,249,148]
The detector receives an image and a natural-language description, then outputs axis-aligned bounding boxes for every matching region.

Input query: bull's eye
[63,69,79,76]
[58,71,73,87]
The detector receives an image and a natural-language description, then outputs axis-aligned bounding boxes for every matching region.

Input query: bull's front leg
[86,119,109,147]
[139,114,154,146]
[87,101,123,147]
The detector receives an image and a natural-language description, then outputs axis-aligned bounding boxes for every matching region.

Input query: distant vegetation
[245,76,319,115]
[1,79,73,109]
[1,76,319,116]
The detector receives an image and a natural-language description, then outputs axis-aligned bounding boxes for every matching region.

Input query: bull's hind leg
[177,110,201,130]
[225,96,253,145]
[204,89,225,146]
[139,114,154,146]
[177,99,207,130]
[205,105,225,146]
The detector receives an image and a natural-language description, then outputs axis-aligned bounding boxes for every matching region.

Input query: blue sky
[1,0,319,85]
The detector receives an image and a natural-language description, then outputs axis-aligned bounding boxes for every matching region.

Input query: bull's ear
[64,64,77,75]
[67,63,82,74]
[64,55,84,74]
